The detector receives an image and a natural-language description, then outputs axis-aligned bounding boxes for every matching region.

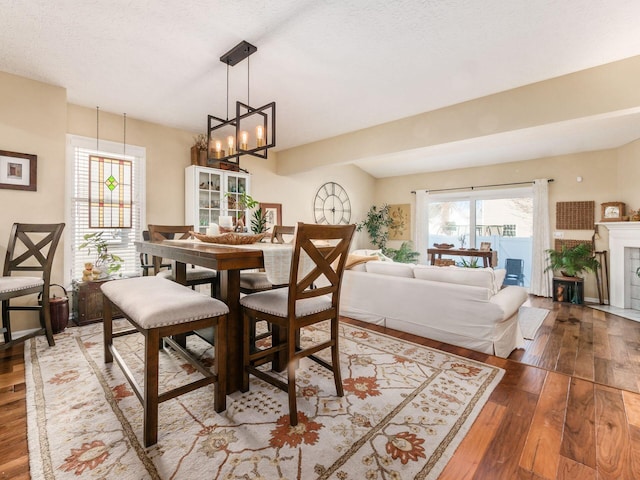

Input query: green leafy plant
[251,209,267,234]
[79,232,124,277]
[385,241,420,264]
[356,204,394,249]
[457,257,481,268]
[544,243,599,278]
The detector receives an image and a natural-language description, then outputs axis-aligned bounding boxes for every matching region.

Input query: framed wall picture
[388,204,411,240]
[600,202,625,222]
[0,150,37,191]
[259,203,282,232]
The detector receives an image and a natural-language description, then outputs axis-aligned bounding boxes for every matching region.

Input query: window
[65,135,146,286]
[424,187,533,287]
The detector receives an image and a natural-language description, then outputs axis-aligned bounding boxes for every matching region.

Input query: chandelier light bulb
[227,135,235,155]
[256,125,265,147]
[240,131,249,150]
[214,140,224,159]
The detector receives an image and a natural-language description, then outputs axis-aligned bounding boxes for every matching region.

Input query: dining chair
[503,258,525,286]
[239,225,296,294]
[147,225,218,296]
[139,230,170,276]
[1,223,65,350]
[240,222,355,426]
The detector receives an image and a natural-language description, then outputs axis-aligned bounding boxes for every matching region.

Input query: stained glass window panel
[89,155,133,228]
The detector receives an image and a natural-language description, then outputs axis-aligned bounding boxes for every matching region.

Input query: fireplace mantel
[597,222,640,310]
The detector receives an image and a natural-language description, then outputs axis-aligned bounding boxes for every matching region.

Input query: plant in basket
[79,232,124,280]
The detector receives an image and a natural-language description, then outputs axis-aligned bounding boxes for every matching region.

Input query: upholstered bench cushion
[240,272,272,291]
[101,276,228,329]
[0,277,44,297]
[240,288,332,318]
[157,266,217,282]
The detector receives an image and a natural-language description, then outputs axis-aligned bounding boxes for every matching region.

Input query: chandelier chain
[96,106,100,151]
[123,113,127,158]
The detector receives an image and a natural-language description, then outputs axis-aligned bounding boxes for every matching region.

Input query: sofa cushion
[413,265,498,294]
[345,254,379,270]
[494,268,507,290]
[351,249,394,262]
[365,261,415,278]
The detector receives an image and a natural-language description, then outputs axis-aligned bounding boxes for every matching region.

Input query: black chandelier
[207,40,276,165]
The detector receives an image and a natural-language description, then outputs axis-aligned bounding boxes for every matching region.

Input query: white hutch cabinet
[185,165,251,233]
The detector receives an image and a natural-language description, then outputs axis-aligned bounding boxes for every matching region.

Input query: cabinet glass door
[197,170,222,232]
[225,174,248,229]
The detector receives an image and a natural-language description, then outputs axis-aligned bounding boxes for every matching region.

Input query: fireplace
[599,222,640,311]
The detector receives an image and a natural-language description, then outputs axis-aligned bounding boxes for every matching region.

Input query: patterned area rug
[25,320,503,479]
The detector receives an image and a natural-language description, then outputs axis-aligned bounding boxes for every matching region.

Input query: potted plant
[545,243,599,304]
[79,232,124,280]
[356,204,394,250]
[544,243,600,278]
[191,134,208,166]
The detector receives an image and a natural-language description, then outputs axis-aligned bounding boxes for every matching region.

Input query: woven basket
[191,232,266,245]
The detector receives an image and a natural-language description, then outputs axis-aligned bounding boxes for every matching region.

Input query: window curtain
[415,190,429,264]
[530,179,552,296]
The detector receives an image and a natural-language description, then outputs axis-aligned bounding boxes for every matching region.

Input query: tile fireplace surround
[597,222,640,320]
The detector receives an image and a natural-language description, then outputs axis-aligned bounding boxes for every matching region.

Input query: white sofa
[337,259,528,358]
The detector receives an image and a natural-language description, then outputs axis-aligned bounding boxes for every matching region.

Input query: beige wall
[0,71,67,333]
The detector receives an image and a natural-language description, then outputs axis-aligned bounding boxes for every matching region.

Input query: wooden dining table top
[135,239,264,271]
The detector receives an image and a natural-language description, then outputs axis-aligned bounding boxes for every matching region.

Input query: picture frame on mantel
[600,202,625,222]
[0,150,37,191]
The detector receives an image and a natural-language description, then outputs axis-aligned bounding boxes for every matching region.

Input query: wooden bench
[101,276,228,447]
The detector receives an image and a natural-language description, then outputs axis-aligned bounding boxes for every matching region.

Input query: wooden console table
[427,248,497,267]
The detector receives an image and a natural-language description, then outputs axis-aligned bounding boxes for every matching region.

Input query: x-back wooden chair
[240,222,355,425]
[1,223,65,349]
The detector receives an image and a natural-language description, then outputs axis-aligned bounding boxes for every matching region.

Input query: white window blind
[64,135,146,286]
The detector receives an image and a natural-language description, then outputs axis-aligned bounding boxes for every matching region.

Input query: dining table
[136,239,266,394]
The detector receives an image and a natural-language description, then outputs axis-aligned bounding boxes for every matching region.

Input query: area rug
[25,320,503,480]
[518,306,550,339]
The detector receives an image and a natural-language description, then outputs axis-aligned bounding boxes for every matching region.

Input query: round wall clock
[314,182,352,225]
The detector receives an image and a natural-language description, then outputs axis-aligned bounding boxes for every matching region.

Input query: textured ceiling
[2,0,640,177]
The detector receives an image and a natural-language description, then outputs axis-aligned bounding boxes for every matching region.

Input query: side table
[552,276,584,304]
[72,278,124,325]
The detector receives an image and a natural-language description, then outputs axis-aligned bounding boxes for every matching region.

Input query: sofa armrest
[489,286,528,321]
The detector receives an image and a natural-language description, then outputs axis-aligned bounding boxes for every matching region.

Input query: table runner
[164,239,310,285]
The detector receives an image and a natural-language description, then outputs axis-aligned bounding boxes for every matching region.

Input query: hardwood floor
[1,296,639,479]
[512,296,640,394]
[0,344,28,480]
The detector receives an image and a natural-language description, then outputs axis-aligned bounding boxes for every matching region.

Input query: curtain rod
[410,178,554,194]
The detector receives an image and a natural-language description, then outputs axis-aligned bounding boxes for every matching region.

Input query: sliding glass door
[425,187,533,287]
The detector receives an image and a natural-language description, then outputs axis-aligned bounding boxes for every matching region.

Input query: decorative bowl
[191,232,266,245]
[433,243,455,249]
